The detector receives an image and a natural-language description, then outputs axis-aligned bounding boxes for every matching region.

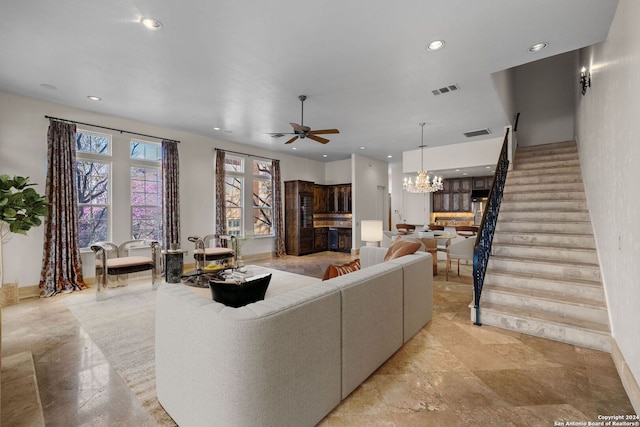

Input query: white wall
[492,67,517,127]
[403,136,504,173]
[324,159,351,184]
[514,51,577,147]
[575,0,640,401]
[0,91,325,287]
[351,154,388,249]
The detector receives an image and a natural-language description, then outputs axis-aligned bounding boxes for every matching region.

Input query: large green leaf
[0,175,47,236]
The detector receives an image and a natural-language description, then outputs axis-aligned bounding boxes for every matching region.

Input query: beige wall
[0,90,326,287]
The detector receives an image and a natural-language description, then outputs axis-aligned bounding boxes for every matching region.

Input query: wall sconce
[361,220,383,247]
[580,67,591,96]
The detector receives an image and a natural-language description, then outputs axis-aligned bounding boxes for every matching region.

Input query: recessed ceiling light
[40,83,57,90]
[463,172,468,176]
[455,169,460,172]
[387,155,392,158]
[359,146,366,150]
[528,42,548,52]
[87,95,101,101]
[292,147,297,150]
[486,166,491,169]
[322,154,328,158]
[141,17,163,30]
[213,127,220,131]
[427,40,445,51]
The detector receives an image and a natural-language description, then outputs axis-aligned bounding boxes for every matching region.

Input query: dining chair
[396,223,416,234]
[455,225,479,238]
[446,236,476,280]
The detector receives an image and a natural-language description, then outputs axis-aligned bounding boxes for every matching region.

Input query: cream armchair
[446,236,476,280]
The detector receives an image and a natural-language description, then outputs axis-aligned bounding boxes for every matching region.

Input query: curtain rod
[216,147,279,162]
[45,115,180,143]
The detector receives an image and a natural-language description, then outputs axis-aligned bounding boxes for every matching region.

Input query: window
[76,130,111,248]
[225,155,244,236]
[130,141,162,241]
[252,160,273,236]
[222,155,274,238]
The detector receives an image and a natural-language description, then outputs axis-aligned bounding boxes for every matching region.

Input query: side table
[163,249,188,283]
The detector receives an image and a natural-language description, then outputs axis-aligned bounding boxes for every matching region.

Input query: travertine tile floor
[1,252,635,426]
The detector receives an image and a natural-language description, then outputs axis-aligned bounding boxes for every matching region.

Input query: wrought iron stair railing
[472,127,510,325]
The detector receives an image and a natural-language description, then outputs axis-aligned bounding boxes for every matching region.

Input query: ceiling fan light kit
[265,95,339,145]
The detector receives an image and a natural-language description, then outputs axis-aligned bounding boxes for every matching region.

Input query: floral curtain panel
[39,119,87,297]
[215,149,227,235]
[162,140,180,250]
[272,159,286,257]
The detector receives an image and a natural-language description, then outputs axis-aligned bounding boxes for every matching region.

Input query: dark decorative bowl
[209,274,271,307]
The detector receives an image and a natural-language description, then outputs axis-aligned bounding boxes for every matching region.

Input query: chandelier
[403,123,443,193]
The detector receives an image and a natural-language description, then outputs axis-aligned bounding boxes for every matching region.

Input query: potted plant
[0,175,48,303]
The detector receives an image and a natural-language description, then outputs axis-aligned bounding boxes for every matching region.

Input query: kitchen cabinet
[338,228,352,253]
[285,180,315,256]
[473,176,494,190]
[313,185,328,214]
[314,227,328,252]
[327,184,351,213]
[433,177,473,212]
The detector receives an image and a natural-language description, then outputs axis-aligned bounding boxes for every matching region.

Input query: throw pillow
[322,258,361,281]
[209,273,272,307]
[384,239,421,261]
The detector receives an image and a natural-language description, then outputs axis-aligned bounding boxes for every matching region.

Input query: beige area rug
[64,282,177,426]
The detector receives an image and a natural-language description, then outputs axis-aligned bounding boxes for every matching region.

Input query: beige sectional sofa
[155,247,432,427]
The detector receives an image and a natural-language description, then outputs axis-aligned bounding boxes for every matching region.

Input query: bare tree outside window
[253,160,273,236]
[130,141,162,242]
[76,131,110,247]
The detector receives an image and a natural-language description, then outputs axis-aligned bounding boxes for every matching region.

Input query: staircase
[472,141,611,352]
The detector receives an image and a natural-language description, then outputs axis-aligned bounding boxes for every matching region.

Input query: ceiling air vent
[431,84,460,96]
[463,128,491,138]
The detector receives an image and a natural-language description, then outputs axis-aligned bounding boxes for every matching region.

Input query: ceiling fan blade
[289,122,305,133]
[263,132,296,135]
[308,134,330,144]
[284,136,299,144]
[309,128,340,135]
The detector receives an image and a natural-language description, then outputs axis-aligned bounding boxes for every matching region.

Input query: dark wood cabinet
[326,184,351,213]
[287,180,352,255]
[285,180,315,256]
[313,185,328,214]
[314,227,328,252]
[338,228,352,253]
[433,177,479,213]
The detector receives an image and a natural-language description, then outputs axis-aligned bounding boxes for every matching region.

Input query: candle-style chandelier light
[403,123,443,193]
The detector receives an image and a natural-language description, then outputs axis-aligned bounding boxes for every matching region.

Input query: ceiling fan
[266,95,339,144]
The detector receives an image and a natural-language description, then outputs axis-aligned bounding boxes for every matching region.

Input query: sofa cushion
[322,259,361,281]
[208,273,272,307]
[384,239,421,261]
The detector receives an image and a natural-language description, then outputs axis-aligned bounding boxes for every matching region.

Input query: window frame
[75,129,112,248]
[130,140,163,242]
[252,159,274,237]
[224,155,245,237]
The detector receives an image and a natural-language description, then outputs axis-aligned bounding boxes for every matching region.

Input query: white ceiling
[0,0,618,169]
